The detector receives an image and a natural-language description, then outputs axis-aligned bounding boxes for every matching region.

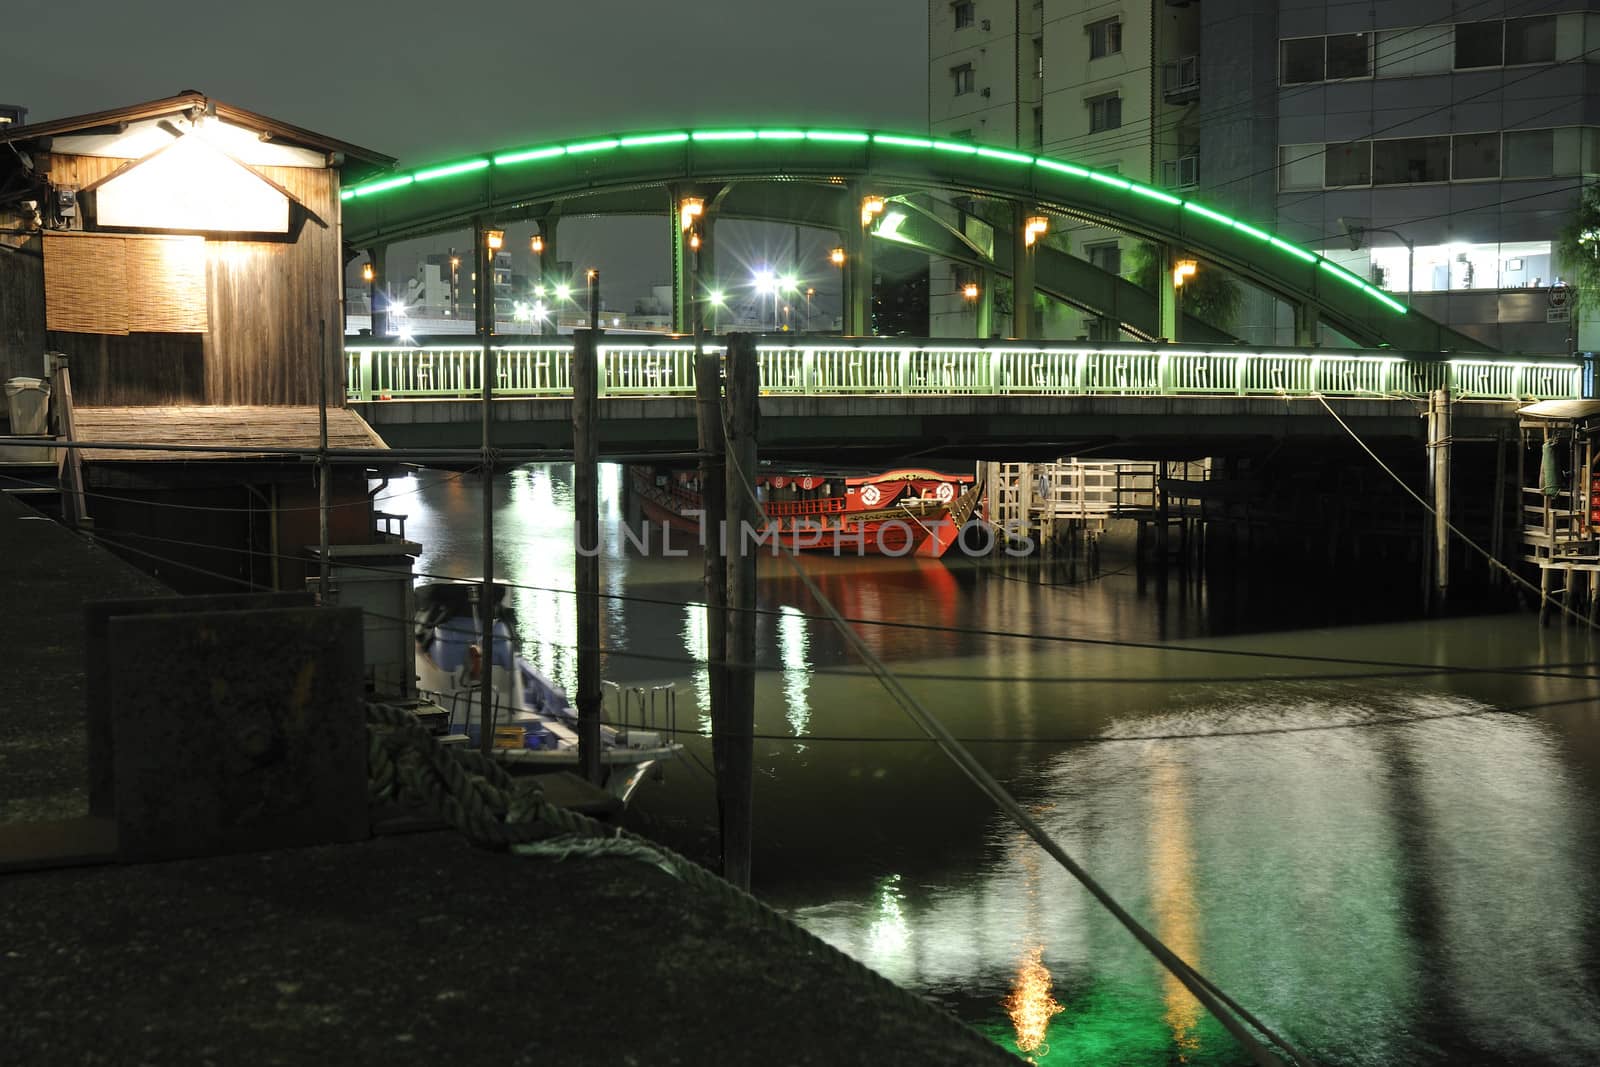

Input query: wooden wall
[38,154,343,407]
[46,330,205,405]
[0,231,46,384]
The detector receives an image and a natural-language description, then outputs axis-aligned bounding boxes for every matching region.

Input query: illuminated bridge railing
[345,339,1581,404]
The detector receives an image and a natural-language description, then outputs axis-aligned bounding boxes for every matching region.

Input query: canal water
[381,464,1600,1066]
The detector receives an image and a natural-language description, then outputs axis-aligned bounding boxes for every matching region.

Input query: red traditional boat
[631,466,984,558]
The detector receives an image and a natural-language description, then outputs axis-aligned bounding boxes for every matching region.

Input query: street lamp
[962,281,980,301]
[861,196,885,226]
[449,252,461,315]
[361,262,375,284]
[1340,217,1414,306]
[1173,259,1197,287]
[830,246,846,267]
[805,286,815,331]
[708,287,726,333]
[754,268,777,329]
[530,234,544,255]
[1024,215,1049,247]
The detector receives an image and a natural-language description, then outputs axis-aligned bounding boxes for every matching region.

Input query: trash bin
[2,377,53,463]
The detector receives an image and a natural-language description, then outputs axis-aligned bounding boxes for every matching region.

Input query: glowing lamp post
[1173,259,1198,287]
[1024,215,1049,247]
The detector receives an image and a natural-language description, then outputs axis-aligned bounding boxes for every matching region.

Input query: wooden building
[0,93,411,597]
[0,91,393,400]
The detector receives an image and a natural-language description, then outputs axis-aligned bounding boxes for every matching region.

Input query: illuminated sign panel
[92,134,291,234]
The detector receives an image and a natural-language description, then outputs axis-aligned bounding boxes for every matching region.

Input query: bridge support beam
[844,182,873,336]
[535,218,558,337]
[1012,204,1037,340]
[366,245,387,339]
[976,266,994,340]
[1156,243,1177,342]
[1294,302,1319,347]
[670,186,691,334]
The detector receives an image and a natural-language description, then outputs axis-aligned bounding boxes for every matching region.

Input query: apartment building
[928,0,1593,352]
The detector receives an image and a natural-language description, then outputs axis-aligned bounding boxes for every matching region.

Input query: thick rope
[364,701,1016,1064]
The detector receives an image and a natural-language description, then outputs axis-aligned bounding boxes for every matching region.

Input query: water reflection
[1147,757,1200,1059]
[379,466,1600,1066]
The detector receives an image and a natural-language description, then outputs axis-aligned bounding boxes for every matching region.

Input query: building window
[1088,18,1122,60]
[1282,37,1325,83]
[1086,241,1121,275]
[1455,21,1503,69]
[1088,92,1122,133]
[954,1,974,30]
[1033,107,1044,149]
[1325,140,1372,187]
[952,63,975,95]
[949,128,974,140]
[1505,16,1556,64]
[1505,128,1555,177]
[1325,33,1370,78]
[1033,36,1044,78]
[1452,132,1500,179]
[1279,144,1325,190]
[1374,137,1450,184]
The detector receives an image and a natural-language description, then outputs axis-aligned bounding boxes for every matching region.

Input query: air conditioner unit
[981,18,991,29]
[981,87,991,97]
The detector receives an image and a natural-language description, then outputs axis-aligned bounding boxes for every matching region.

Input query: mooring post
[1429,388,1451,606]
[696,347,728,824]
[1490,429,1507,592]
[573,328,603,785]
[721,332,760,890]
[476,221,496,755]
[317,317,330,603]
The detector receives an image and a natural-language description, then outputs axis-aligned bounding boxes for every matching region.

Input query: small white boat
[412,580,682,804]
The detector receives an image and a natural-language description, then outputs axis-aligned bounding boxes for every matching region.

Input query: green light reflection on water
[979,976,1242,1066]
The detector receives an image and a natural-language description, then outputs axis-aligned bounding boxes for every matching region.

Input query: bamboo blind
[44,232,208,335]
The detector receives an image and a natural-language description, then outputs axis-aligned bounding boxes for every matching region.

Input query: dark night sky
[1,1,931,307]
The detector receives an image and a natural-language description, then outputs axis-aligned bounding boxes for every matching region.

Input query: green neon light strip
[351,174,414,198]
[1318,259,1371,293]
[1183,201,1234,226]
[1036,158,1089,177]
[343,126,1402,316]
[1089,172,1132,191]
[494,145,566,166]
[1269,236,1318,264]
[413,158,489,182]
[619,132,689,147]
[1128,184,1181,205]
[977,146,1035,165]
[565,138,620,155]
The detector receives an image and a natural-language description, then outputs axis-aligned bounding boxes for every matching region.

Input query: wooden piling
[694,347,729,846]
[476,222,496,756]
[721,333,760,891]
[573,330,603,785]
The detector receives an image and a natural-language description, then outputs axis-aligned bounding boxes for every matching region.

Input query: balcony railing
[343,337,1580,404]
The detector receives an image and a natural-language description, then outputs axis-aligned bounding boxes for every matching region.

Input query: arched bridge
[341,126,1494,353]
